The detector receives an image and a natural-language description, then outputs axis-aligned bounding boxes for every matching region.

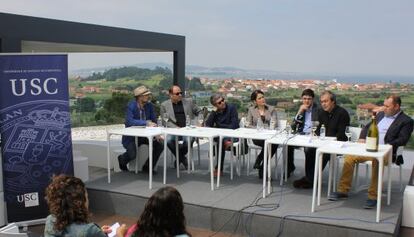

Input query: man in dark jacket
[205,94,239,177]
[329,95,413,209]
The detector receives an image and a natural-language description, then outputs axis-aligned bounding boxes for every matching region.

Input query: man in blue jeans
[118,86,164,173]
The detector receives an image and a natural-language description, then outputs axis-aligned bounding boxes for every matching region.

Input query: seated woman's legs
[252,139,277,178]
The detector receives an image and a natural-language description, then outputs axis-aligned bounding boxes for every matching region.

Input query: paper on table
[108,222,120,237]
[326,141,346,148]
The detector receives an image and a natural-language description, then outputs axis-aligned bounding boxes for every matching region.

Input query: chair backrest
[348,126,362,142]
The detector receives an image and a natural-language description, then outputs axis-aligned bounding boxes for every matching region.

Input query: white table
[263,134,336,197]
[311,142,393,222]
[162,127,219,190]
[216,128,279,188]
[106,127,164,189]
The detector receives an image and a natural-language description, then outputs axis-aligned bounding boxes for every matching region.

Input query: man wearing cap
[160,85,201,169]
[118,86,164,173]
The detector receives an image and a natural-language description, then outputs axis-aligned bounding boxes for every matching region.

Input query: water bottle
[157,116,163,127]
[186,115,191,127]
[257,118,264,131]
[320,124,326,140]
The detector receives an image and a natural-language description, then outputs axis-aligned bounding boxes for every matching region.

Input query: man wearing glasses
[287,89,319,179]
[160,85,201,169]
[205,94,239,177]
[118,86,164,173]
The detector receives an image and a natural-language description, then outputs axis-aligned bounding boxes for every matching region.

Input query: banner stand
[0,54,74,225]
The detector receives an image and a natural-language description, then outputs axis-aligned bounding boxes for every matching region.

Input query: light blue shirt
[377,111,400,144]
[303,106,313,134]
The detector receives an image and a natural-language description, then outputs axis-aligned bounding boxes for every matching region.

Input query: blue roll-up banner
[0,54,73,222]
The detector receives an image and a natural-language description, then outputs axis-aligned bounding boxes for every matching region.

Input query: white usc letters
[10,78,58,96]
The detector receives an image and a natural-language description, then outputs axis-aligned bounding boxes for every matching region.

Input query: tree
[75,97,96,112]
[187,77,205,90]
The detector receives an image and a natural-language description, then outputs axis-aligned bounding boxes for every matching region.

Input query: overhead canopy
[0,12,185,86]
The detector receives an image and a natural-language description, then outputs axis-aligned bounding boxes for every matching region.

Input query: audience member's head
[45,174,89,232]
[132,186,190,237]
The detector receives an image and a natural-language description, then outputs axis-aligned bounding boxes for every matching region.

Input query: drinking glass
[163,113,169,128]
[198,114,204,127]
[311,121,319,137]
[244,119,251,128]
[269,117,276,130]
[345,126,352,142]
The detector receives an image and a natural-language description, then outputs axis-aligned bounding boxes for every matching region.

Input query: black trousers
[122,137,164,169]
[252,139,278,168]
[302,147,330,182]
[167,136,193,164]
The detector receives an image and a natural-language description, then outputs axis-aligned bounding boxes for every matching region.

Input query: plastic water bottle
[257,118,264,131]
[186,115,191,127]
[320,124,326,140]
[157,116,163,127]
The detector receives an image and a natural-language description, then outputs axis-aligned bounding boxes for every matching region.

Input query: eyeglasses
[215,98,225,106]
[174,92,182,96]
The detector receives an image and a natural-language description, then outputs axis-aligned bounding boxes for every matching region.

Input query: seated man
[205,94,239,177]
[288,88,319,178]
[329,95,413,208]
[160,85,201,169]
[294,90,350,189]
[118,86,164,173]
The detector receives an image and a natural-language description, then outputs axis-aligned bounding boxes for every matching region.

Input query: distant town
[68,66,414,148]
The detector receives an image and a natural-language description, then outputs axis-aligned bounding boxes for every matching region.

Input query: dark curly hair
[132,186,190,237]
[45,174,89,232]
[250,89,264,101]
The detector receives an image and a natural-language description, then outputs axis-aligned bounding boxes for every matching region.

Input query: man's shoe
[118,155,128,172]
[328,192,349,201]
[293,176,312,189]
[363,199,377,209]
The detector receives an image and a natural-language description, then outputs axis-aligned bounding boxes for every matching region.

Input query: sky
[1,0,414,76]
